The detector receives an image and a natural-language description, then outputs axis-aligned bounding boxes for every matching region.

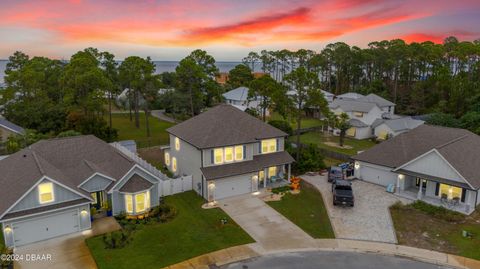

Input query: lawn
[323,157,344,168]
[108,112,174,148]
[268,112,323,129]
[86,191,253,269]
[267,181,335,238]
[293,131,376,156]
[390,202,480,260]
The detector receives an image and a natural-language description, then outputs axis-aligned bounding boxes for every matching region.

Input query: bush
[288,143,326,175]
[411,201,465,222]
[268,120,293,136]
[271,185,291,194]
[102,230,133,249]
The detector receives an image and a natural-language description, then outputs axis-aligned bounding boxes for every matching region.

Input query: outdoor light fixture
[81,209,88,216]
[398,174,405,180]
[354,162,360,169]
[4,225,12,233]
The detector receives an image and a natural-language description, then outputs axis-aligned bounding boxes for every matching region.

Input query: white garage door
[214,176,252,200]
[360,165,397,186]
[12,210,79,247]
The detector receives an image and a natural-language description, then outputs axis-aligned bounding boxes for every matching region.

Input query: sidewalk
[164,239,480,269]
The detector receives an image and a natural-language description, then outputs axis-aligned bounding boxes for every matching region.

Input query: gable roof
[329,99,378,113]
[119,174,154,193]
[372,117,424,132]
[353,125,480,189]
[167,104,287,149]
[336,92,364,100]
[349,119,369,128]
[358,93,395,107]
[0,118,25,134]
[223,86,249,101]
[0,135,139,218]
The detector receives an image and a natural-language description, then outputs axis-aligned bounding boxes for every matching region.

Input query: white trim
[0,124,24,135]
[0,202,90,223]
[77,172,115,188]
[107,164,160,194]
[393,149,474,189]
[118,185,155,195]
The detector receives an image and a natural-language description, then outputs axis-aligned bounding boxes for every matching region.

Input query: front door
[91,191,103,209]
[258,170,265,188]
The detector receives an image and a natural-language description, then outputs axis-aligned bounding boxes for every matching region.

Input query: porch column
[417,180,423,199]
[264,168,267,188]
[287,164,291,181]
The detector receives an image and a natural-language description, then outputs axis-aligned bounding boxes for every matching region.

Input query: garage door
[360,165,397,186]
[214,176,252,200]
[12,209,79,247]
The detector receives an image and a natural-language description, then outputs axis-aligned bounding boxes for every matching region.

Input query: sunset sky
[1,0,479,60]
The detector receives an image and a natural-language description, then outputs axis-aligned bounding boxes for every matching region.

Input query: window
[439,184,462,200]
[175,137,180,151]
[164,152,170,166]
[235,146,243,161]
[38,182,54,204]
[135,193,146,212]
[268,166,277,178]
[353,111,364,117]
[91,193,98,205]
[261,139,277,154]
[125,194,133,213]
[214,148,223,164]
[224,147,234,162]
[172,157,177,172]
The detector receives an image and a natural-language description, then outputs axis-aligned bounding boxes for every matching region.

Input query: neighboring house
[336,92,365,100]
[358,93,396,114]
[223,86,268,116]
[353,125,480,214]
[0,118,25,142]
[164,104,294,202]
[0,135,164,247]
[321,90,335,103]
[372,117,424,140]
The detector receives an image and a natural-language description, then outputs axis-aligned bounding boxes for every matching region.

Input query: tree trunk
[339,130,345,147]
[145,108,151,137]
[134,90,140,128]
[108,93,113,128]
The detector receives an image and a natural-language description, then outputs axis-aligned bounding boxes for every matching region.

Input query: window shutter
[259,142,261,153]
[243,145,246,160]
[276,139,279,151]
[211,150,214,164]
[435,183,440,196]
[461,188,466,203]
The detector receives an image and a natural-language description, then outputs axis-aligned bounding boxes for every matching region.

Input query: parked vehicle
[332,180,354,207]
[328,166,344,182]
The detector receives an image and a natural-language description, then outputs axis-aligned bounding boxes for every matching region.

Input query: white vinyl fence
[110,142,193,196]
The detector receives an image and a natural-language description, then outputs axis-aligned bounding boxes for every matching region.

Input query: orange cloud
[401,31,479,44]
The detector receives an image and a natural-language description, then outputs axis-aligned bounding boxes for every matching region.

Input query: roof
[353,125,480,189]
[1,199,90,221]
[329,99,377,113]
[223,86,249,101]
[336,92,364,100]
[349,119,369,128]
[167,104,287,149]
[119,174,153,193]
[358,93,395,107]
[0,135,138,218]
[372,117,424,132]
[201,151,294,180]
[321,90,334,97]
[0,118,25,134]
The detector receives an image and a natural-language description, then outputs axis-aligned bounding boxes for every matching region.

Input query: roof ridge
[30,149,45,175]
[436,134,469,149]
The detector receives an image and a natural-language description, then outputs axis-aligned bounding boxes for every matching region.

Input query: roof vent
[23,154,27,158]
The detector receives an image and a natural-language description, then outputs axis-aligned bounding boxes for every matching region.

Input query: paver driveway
[219,194,316,251]
[302,175,410,243]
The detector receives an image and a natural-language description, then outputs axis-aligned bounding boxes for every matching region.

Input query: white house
[372,117,424,140]
[353,125,480,215]
[223,86,268,116]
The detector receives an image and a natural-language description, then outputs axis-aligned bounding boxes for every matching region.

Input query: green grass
[86,191,254,269]
[108,112,174,148]
[323,157,344,168]
[268,112,323,129]
[267,182,335,238]
[293,132,376,156]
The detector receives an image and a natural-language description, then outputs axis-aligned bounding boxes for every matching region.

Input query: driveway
[14,217,121,269]
[151,109,177,123]
[302,175,410,243]
[219,194,316,251]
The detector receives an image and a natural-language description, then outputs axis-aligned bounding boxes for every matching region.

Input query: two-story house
[164,104,294,202]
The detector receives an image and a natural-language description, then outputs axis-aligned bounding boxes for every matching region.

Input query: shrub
[411,201,465,222]
[271,185,291,194]
[102,230,133,249]
[289,143,326,174]
[268,120,293,136]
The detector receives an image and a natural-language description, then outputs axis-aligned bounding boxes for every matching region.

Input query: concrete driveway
[302,175,410,243]
[219,194,316,251]
[14,217,121,269]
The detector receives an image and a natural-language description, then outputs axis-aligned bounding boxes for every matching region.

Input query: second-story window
[164,152,170,166]
[175,137,180,151]
[234,145,243,161]
[261,139,277,154]
[224,147,234,162]
[214,148,223,164]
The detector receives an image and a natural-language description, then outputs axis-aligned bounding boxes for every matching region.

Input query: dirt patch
[138,146,164,167]
[324,141,353,149]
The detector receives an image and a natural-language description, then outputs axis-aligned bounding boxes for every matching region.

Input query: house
[0,118,25,142]
[223,86,268,116]
[336,92,364,100]
[358,93,396,114]
[163,104,294,202]
[372,117,424,140]
[353,125,480,214]
[0,135,164,247]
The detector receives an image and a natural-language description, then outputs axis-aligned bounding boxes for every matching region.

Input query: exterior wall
[0,127,18,142]
[115,187,157,215]
[374,124,395,139]
[355,161,397,187]
[167,134,202,194]
[202,143,254,167]
[79,174,113,192]
[425,180,437,197]
[9,178,84,213]
[477,190,480,206]
[354,127,372,140]
[362,106,384,125]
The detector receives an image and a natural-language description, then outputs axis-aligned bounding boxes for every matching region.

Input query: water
[0,60,241,84]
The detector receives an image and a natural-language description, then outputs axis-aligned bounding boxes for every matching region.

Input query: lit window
[235,146,243,161]
[172,157,177,172]
[214,148,223,164]
[175,137,180,151]
[125,194,133,213]
[268,166,277,178]
[439,184,462,200]
[38,182,54,204]
[224,147,234,162]
[91,193,98,205]
[261,139,277,154]
[135,193,146,212]
[164,152,170,166]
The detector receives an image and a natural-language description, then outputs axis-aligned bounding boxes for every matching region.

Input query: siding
[168,135,202,194]
[10,178,84,213]
[0,127,17,143]
[79,174,113,192]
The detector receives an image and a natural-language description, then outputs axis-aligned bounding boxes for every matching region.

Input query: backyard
[86,191,254,269]
[292,131,376,156]
[268,112,323,129]
[390,202,480,260]
[267,181,335,238]
[108,112,174,148]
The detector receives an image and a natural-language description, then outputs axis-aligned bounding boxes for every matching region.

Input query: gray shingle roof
[349,119,369,128]
[358,93,395,107]
[201,151,294,180]
[119,174,154,193]
[167,104,287,149]
[372,117,424,132]
[0,135,138,218]
[0,118,25,134]
[329,99,377,113]
[336,92,364,100]
[223,86,249,101]
[353,125,480,189]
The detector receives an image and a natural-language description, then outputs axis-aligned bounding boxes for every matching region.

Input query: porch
[396,188,473,214]
[256,163,291,190]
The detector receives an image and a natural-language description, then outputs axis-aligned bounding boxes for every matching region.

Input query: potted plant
[104,200,113,216]
[90,207,97,222]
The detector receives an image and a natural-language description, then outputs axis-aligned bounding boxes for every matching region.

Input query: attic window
[38,182,54,204]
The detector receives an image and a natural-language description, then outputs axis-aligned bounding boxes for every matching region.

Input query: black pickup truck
[332,180,354,207]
